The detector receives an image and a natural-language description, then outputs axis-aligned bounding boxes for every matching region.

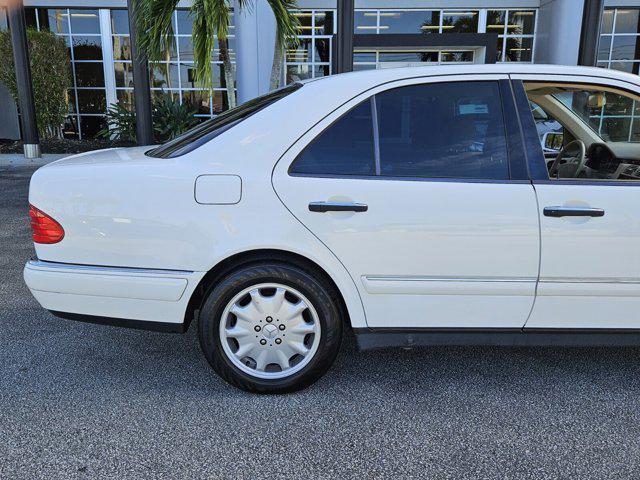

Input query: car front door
[512,75,640,329]
[273,75,540,329]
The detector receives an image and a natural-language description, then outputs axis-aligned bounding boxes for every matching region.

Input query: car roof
[308,63,640,89]
[289,64,640,112]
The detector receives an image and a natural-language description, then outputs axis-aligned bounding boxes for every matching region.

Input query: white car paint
[23,64,640,333]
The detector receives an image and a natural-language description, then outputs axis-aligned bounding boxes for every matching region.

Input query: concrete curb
[0,153,68,167]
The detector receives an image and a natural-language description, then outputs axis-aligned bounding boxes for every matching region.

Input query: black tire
[198,262,343,393]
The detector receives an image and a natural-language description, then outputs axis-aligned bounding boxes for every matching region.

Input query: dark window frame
[289,78,528,182]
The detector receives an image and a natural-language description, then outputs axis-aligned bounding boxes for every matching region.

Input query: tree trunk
[270,32,283,91]
[219,38,236,109]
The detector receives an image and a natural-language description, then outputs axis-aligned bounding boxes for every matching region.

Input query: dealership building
[1,0,639,144]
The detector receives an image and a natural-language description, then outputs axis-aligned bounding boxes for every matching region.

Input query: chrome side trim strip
[364,275,640,284]
[365,275,537,283]
[27,259,194,276]
[362,275,536,296]
[540,277,640,284]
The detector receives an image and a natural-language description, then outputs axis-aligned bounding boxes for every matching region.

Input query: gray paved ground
[2,166,640,479]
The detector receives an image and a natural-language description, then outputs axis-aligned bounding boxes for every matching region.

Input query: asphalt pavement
[2,165,640,479]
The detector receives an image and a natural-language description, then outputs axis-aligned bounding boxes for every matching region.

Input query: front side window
[525,82,640,181]
[290,81,510,180]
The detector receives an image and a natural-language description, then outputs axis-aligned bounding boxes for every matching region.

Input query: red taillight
[29,204,64,244]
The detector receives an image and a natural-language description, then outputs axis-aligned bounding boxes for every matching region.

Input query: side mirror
[544,132,564,152]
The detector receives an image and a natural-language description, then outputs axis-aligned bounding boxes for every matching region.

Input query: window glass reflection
[68,10,100,34]
[377,11,439,34]
[614,9,640,34]
[507,10,535,35]
[441,11,478,33]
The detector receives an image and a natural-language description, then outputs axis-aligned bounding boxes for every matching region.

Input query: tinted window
[376,82,509,179]
[290,100,376,175]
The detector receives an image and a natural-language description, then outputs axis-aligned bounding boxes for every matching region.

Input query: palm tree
[266,0,300,90]
[133,0,299,110]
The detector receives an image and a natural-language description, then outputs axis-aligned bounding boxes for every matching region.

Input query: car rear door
[272,75,540,329]
[511,74,640,329]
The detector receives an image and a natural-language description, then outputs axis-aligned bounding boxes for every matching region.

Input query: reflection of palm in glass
[441,15,478,33]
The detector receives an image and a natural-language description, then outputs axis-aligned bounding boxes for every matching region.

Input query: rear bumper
[24,259,205,330]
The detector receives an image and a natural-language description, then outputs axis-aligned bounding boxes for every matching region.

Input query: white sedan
[25,64,640,392]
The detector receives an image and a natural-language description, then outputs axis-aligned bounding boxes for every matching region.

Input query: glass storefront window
[596,9,640,141]
[507,10,535,35]
[352,8,535,66]
[110,10,129,35]
[441,11,478,33]
[72,36,103,61]
[20,6,237,137]
[31,8,106,139]
[68,10,100,34]
[601,9,614,34]
[285,10,335,84]
[610,35,640,61]
[354,10,377,32]
[505,37,533,62]
[377,11,440,34]
[488,9,536,62]
[614,9,640,34]
[46,9,69,34]
[598,9,640,74]
[110,9,235,121]
[286,38,312,63]
[112,36,131,61]
[440,51,474,63]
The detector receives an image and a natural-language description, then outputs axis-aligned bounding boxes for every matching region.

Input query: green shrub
[99,95,199,143]
[152,95,199,142]
[98,102,137,142]
[0,29,70,138]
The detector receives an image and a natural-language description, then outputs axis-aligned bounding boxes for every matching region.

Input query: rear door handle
[543,206,605,218]
[308,201,368,213]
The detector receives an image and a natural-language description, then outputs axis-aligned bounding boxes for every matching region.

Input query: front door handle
[543,206,605,218]
[309,201,368,213]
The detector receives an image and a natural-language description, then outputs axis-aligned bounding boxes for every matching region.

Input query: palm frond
[191,0,230,89]
[266,0,300,49]
[133,0,180,61]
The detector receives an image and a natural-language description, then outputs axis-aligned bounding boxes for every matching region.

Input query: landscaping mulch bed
[0,138,135,155]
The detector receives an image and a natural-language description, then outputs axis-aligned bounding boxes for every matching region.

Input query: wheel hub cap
[219,283,321,380]
[262,323,278,339]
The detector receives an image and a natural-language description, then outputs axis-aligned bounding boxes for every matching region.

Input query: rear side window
[289,100,376,176]
[148,83,302,159]
[289,81,510,180]
[376,82,509,179]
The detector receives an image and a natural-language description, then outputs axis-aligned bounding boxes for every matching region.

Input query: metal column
[578,0,605,66]
[336,0,354,74]
[127,0,154,145]
[7,0,40,158]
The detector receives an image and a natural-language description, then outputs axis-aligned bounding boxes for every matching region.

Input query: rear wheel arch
[184,249,353,331]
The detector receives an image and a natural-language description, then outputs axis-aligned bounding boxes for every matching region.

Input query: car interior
[524,82,640,181]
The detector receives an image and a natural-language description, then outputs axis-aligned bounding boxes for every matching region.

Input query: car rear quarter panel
[29,83,370,327]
